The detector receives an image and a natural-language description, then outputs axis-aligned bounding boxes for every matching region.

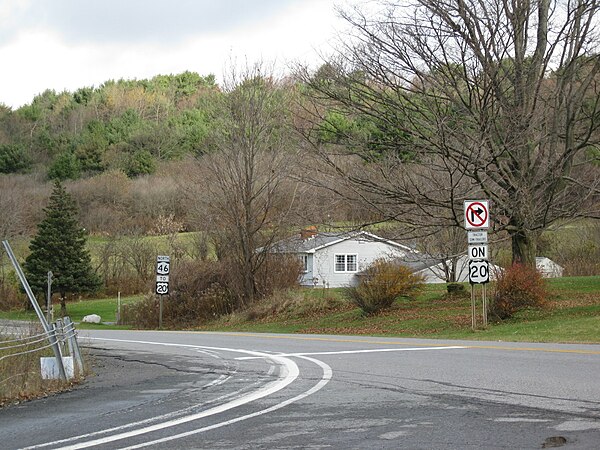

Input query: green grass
[196,276,600,344]
[2,276,598,344]
[0,295,143,328]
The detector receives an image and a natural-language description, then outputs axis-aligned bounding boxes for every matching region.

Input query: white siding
[299,253,315,286]
[307,238,408,288]
[536,257,564,278]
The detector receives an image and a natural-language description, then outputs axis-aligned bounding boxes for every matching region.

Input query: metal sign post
[470,284,476,329]
[464,200,491,330]
[482,284,488,327]
[156,256,170,329]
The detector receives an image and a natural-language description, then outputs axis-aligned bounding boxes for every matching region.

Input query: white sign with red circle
[464,200,489,229]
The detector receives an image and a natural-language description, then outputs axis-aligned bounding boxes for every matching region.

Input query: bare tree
[189,65,301,305]
[298,0,600,266]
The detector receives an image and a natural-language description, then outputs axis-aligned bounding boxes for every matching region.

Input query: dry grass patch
[0,323,84,407]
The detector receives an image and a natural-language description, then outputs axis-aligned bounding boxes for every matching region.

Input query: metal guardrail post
[63,316,84,374]
[2,240,67,381]
[55,318,66,354]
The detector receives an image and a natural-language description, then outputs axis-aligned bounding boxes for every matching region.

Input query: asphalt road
[1,330,599,449]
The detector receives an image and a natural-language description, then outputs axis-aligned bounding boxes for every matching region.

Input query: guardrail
[0,316,83,378]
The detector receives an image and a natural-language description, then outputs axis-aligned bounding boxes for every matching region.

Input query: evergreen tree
[24,181,101,314]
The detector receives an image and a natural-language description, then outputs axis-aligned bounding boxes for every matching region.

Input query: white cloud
[0,0,348,108]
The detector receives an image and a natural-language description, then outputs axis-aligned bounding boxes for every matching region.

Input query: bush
[120,254,303,328]
[0,278,25,311]
[239,289,350,323]
[0,144,32,174]
[124,150,156,177]
[255,254,303,299]
[120,259,234,328]
[446,282,465,294]
[345,259,424,315]
[48,151,81,180]
[490,263,547,320]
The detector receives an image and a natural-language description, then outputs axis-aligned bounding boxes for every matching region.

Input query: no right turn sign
[464,200,490,229]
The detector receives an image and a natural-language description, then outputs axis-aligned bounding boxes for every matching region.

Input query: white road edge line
[26,375,257,450]
[201,373,232,389]
[120,355,334,449]
[235,345,467,359]
[25,337,299,450]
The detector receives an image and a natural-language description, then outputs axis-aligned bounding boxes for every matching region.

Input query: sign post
[156,256,170,329]
[464,200,490,329]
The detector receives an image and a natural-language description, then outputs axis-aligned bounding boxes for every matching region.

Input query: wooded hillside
[1,0,599,280]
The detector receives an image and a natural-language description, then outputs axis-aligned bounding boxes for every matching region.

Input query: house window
[299,254,309,273]
[335,254,358,272]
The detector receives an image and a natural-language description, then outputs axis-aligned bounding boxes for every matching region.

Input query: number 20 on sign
[156,282,169,295]
[469,260,489,284]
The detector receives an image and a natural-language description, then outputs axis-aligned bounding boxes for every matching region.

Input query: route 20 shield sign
[156,255,170,295]
[464,200,490,229]
[469,260,490,284]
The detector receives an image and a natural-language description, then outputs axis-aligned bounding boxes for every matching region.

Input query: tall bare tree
[190,65,301,305]
[299,0,600,265]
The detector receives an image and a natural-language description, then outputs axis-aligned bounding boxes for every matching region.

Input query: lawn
[196,276,600,343]
[1,277,598,343]
[0,295,143,329]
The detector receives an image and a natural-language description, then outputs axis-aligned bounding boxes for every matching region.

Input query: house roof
[397,254,441,272]
[271,230,414,254]
[536,257,562,267]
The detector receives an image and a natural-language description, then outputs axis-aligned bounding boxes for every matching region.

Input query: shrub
[120,254,303,328]
[0,144,32,174]
[0,278,25,311]
[345,259,424,315]
[255,254,303,299]
[120,259,235,328]
[124,150,156,177]
[48,151,81,180]
[446,282,465,294]
[238,289,350,323]
[490,263,547,320]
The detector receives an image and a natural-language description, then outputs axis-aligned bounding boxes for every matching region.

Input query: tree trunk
[60,292,67,317]
[510,229,537,267]
[242,263,256,306]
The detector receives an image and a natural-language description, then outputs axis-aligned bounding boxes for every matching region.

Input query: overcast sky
[0,0,354,108]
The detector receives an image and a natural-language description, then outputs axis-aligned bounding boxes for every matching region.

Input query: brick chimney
[300,226,318,240]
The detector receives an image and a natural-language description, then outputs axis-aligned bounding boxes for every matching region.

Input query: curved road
[1,330,600,449]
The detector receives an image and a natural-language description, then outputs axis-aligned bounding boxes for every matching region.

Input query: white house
[536,257,564,278]
[271,229,414,288]
[271,229,565,287]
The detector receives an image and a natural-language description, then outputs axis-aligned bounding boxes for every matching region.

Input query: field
[194,276,600,343]
[0,295,142,328]
[1,270,598,343]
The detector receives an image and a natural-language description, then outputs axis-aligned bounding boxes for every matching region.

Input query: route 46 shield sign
[156,255,170,295]
[469,260,489,284]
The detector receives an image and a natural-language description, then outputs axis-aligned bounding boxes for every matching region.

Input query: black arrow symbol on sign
[470,207,484,223]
